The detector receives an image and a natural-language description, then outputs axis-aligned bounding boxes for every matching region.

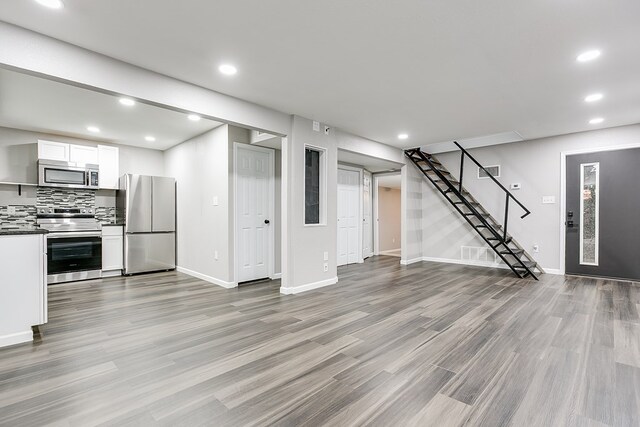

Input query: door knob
[264,219,270,224]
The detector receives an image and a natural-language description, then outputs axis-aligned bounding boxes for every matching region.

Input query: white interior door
[337,168,360,266]
[363,172,373,259]
[236,145,273,283]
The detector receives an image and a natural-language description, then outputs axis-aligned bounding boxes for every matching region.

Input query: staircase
[406,143,542,280]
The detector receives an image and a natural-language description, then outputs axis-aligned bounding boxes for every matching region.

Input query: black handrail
[453,141,531,219]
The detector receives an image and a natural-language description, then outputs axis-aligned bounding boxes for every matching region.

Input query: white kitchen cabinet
[0,234,47,348]
[98,145,120,189]
[38,140,70,162]
[102,226,123,275]
[69,144,99,164]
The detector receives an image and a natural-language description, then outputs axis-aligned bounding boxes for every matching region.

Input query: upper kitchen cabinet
[98,145,120,189]
[37,141,119,189]
[38,140,70,162]
[69,144,99,164]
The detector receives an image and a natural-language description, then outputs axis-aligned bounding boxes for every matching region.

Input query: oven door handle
[47,232,102,239]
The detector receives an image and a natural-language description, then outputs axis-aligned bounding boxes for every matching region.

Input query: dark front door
[565,148,640,281]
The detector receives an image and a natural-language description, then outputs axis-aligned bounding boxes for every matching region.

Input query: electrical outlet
[324,126,330,135]
[323,263,328,272]
[542,196,556,204]
[323,251,329,261]
[7,206,16,215]
[533,245,540,253]
[214,250,219,260]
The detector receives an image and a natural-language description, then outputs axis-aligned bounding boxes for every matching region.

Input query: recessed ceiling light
[35,0,64,9]
[219,64,238,76]
[87,126,100,133]
[584,93,603,103]
[145,136,156,142]
[577,50,601,63]
[188,114,201,122]
[589,117,604,125]
[119,98,135,107]
[398,133,409,140]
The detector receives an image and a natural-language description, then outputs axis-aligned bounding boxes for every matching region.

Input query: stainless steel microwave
[38,160,100,189]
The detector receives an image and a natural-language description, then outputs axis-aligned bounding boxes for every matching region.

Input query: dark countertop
[101,222,125,227]
[0,227,49,236]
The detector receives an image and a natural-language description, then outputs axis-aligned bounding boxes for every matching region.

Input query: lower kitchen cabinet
[0,233,47,348]
[102,226,124,276]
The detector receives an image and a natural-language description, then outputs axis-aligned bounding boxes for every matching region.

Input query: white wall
[164,125,232,285]
[378,187,401,252]
[283,116,338,292]
[401,161,425,264]
[421,123,640,272]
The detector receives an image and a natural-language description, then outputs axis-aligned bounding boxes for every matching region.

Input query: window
[304,146,325,225]
[478,165,500,179]
[580,162,599,265]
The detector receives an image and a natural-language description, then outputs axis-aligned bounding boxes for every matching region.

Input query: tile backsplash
[0,205,37,228]
[0,187,117,227]
[96,206,116,224]
[36,187,96,210]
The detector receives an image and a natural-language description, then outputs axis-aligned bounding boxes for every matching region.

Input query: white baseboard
[280,276,338,295]
[177,266,237,289]
[270,273,282,280]
[400,257,423,266]
[422,256,509,270]
[421,256,562,276]
[0,330,33,348]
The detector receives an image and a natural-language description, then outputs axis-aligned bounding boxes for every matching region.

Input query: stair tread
[465,212,490,217]
[500,249,525,255]
[513,261,536,269]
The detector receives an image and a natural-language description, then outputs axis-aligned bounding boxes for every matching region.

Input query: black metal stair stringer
[405,148,539,280]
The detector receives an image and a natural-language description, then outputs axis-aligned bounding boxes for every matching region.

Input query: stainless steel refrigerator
[117,174,176,275]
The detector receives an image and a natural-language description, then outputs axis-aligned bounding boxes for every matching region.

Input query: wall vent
[461,246,498,264]
[478,165,500,179]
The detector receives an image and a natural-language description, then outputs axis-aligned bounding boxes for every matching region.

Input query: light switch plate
[213,196,219,206]
[313,121,320,132]
[323,251,329,261]
[542,196,556,204]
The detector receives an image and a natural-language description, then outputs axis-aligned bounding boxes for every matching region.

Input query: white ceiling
[376,174,401,190]
[0,68,223,150]
[338,149,402,173]
[1,1,640,149]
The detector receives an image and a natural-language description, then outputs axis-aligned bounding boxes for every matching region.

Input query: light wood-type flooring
[1,256,639,426]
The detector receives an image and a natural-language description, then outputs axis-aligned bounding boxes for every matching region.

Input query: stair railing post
[503,193,510,242]
[458,152,464,193]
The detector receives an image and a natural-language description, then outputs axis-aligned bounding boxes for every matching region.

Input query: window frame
[303,144,327,226]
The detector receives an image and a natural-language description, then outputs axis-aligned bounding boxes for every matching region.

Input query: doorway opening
[374,173,401,257]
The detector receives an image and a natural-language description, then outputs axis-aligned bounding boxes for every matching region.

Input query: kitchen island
[0,228,48,348]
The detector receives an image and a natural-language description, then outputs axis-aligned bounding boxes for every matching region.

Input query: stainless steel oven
[38,160,100,189]
[46,232,102,283]
[37,208,103,284]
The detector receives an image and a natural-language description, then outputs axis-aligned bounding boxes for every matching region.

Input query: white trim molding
[177,266,237,289]
[0,330,33,348]
[270,273,282,280]
[400,257,423,266]
[280,276,338,295]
